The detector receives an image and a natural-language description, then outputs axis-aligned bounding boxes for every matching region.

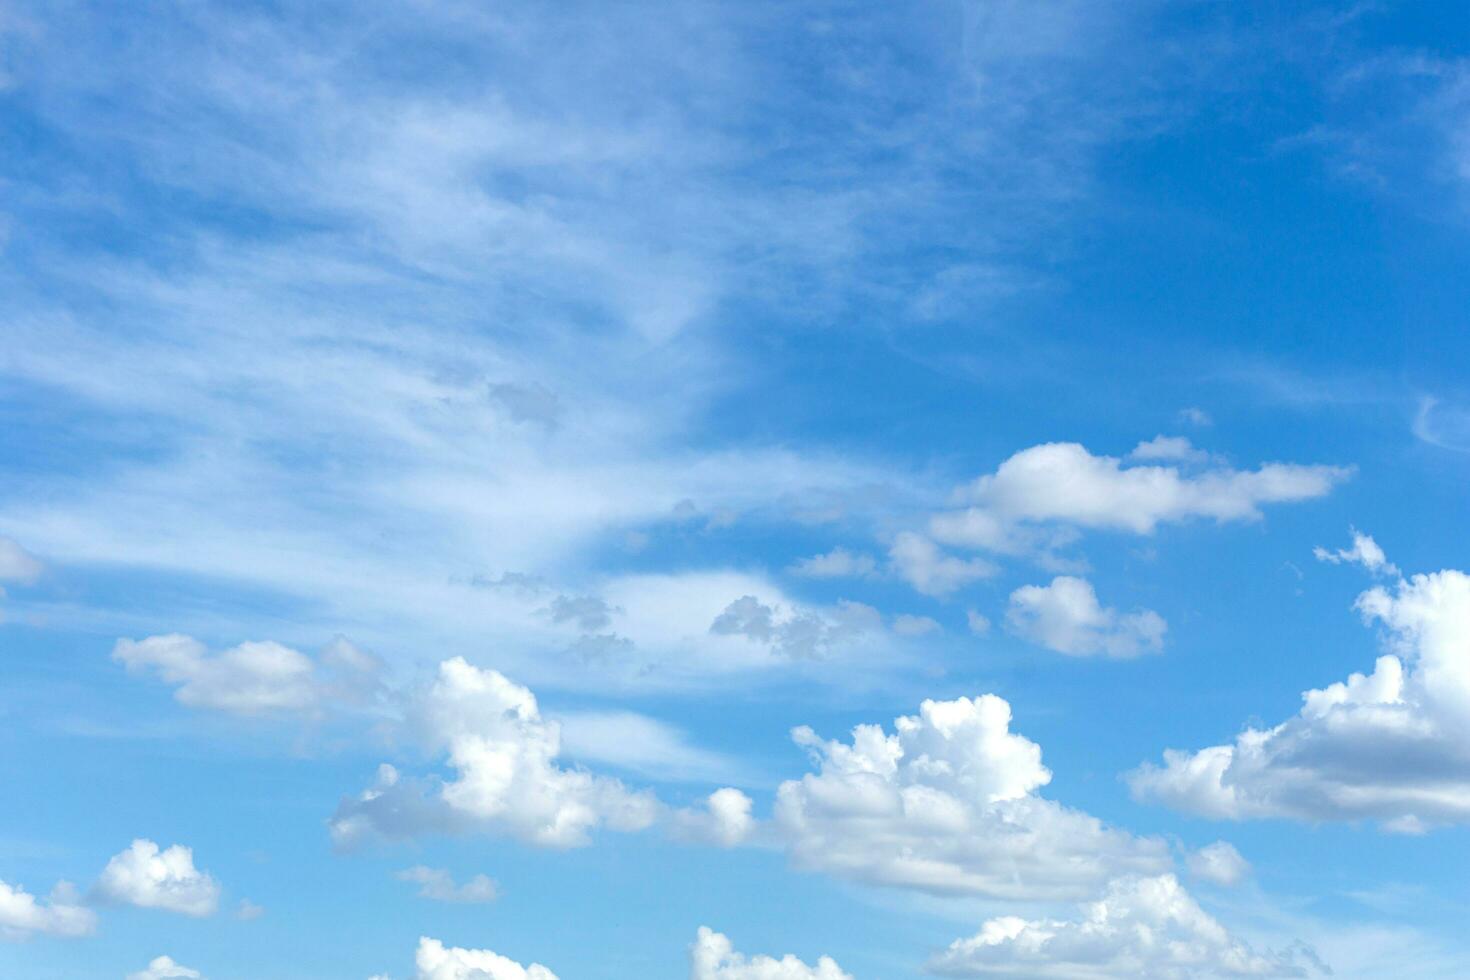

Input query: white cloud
[1129,435,1209,464]
[1178,407,1213,427]
[893,614,942,637]
[889,532,997,597]
[113,634,381,715]
[789,547,878,579]
[413,936,558,980]
[1314,529,1398,577]
[929,874,1314,978]
[395,866,498,904]
[1187,842,1251,887]
[691,926,852,980]
[673,788,756,848]
[1130,565,1470,829]
[0,536,43,584]
[94,839,220,917]
[127,955,204,980]
[930,442,1349,552]
[1007,577,1166,657]
[236,898,264,920]
[771,694,1169,898]
[330,658,658,848]
[0,878,95,939]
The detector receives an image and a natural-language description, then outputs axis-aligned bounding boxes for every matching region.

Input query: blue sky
[3,1,1470,978]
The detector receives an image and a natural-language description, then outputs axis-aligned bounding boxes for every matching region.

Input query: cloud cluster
[1006,577,1166,657]
[1131,548,1470,831]
[330,658,658,848]
[113,634,381,716]
[771,694,1169,898]
[929,874,1313,978]
[691,926,852,980]
[94,839,220,917]
[0,878,95,940]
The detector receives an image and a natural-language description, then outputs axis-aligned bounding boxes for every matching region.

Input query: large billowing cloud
[1131,545,1470,832]
[929,441,1348,557]
[691,926,852,980]
[929,874,1315,978]
[0,878,95,939]
[1006,576,1166,657]
[113,634,381,715]
[330,658,658,848]
[94,839,220,917]
[771,694,1169,898]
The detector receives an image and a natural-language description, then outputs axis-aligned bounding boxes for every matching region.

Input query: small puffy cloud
[1007,577,1166,657]
[236,899,264,920]
[967,610,992,635]
[1129,435,1209,464]
[691,926,852,980]
[772,695,1169,898]
[94,839,220,917]
[113,634,381,715]
[127,955,203,980]
[1130,567,1470,829]
[710,596,879,659]
[893,614,942,637]
[674,788,755,848]
[330,658,657,848]
[789,547,878,579]
[1187,841,1251,887]
[929,874,1314,978]
[1314,529,1399,577]
[1178,407,1213,427]
[0,536,44,584]
[0,878,95,939]
[930,442,1348,552]
[396,866,498,903]
[414,936,559,980]
[889,532,997,597]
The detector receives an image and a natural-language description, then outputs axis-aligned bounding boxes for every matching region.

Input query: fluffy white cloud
[789,547,878,579]
[396,866,498,903]
[1130,563,1470,829]
[673,788,756,848]
[691,926,852,980]
[0,878,95,939]
[771,695,1169,898]
[330,658,658,848]
[93,839,221,917]
[413,936,558,980]
[127,955,203,980]
[930,441,1348,550]
[1006,577,1166,657]
[929,874,1313,978]
[1314,529,1398,577]
[1187,842,1250,887]
[0,536,43,584]
[113,634,381,715]
[889,532,997,597]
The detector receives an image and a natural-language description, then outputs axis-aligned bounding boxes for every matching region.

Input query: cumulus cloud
[113,634,382,715]
[0,536,43,584]
[709,596,880,659]
[771,695,1169,898]
[0,878,95,939]
[330,658,658,848]
[889,532,998,597]
[1130,562,1470,829]
[396,866,498,903]
[929,441,1348,553]
[1007,577,1166,657]
[929,874,1314,978]
[411,936,558,980]
[127,955,203,980]
[673,788,755,848]
[691,926,852,980]
[1314,529,1399,577]
[94,839,220,917]
[789,547,878,579]
[1187,842,1251,887]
